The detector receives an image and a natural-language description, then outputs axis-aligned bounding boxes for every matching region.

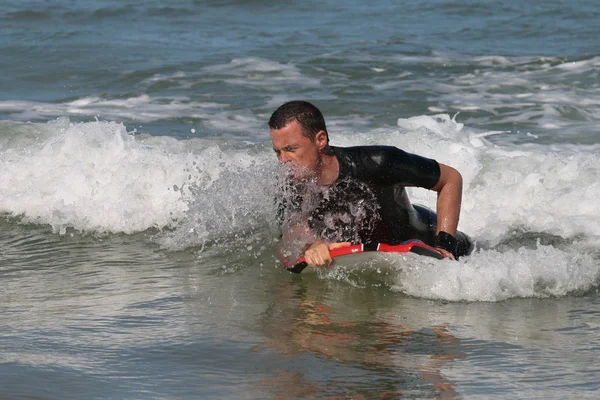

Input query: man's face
[270,120,324,182]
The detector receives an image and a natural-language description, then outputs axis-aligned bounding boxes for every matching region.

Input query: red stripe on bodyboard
[286,240,447,273]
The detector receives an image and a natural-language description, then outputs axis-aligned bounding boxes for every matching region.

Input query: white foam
[0,95,223,122]
[370,53,600,141]
[2,114,599,301]
[3,114,599,245]
[427,62,600,138]
[139,71,189,88]
[318,243,598,302]
[0,119,185,233]
[555,56,600,71]
[392,115,600,241]
[156,145,280,250]
[0,118,276,235]
[392,244,598,301]
[0,95,269,135]
[389,52,540,67]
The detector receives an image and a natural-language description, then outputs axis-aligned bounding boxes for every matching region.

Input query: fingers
[304,242,333,267]
[328,242,351,250]
[304,242,352,267]
[304,248,330,267]
[435,247,456,260]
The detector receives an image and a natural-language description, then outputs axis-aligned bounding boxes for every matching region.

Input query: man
[270,100,473,268]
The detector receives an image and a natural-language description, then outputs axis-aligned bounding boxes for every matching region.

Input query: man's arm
[282,220,350,268]
[430,163,463,258]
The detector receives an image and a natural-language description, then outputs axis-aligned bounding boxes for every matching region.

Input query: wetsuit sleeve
[355,146,441,189]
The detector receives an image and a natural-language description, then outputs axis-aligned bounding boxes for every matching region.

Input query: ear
[314,130,328,151]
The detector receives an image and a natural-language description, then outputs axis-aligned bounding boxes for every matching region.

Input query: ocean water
[1,0,599,398]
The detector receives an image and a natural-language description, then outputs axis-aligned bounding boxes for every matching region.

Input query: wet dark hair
[268,100,329,143]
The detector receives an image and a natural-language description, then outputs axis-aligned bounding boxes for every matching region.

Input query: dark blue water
[2,0,599,141]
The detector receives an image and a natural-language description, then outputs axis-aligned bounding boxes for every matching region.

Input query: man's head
[269,101,331,182]
[268,100,329,143]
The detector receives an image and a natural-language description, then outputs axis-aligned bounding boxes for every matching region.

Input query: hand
[435,247,456,260]
[304,241,351,267]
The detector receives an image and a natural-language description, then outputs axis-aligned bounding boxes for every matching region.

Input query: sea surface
[1,0,600,398]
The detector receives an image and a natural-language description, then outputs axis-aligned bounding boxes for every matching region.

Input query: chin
[288,174,306,183]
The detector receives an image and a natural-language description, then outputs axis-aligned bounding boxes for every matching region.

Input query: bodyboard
[285,240,448,273]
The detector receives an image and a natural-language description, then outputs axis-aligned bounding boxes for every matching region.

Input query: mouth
[280,163,314,182]
[282,163,300,177]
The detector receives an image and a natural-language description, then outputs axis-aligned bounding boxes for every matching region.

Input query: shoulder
[333,145,440,188]
[333,145,414,167]
[332,145,398,158]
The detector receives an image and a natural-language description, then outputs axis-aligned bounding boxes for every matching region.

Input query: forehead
[270,120,310,148]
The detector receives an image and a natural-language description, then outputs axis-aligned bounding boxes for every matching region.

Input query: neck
[316,152,339,185]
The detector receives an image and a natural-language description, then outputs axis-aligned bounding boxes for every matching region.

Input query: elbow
[451,166,463,189]
[433,163,463,192]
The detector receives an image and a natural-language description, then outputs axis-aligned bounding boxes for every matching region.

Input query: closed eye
[273,146,296,154]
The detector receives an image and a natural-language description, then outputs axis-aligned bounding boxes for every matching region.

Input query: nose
[278,152,289,163]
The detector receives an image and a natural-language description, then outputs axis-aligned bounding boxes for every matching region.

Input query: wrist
[435,231,457,254]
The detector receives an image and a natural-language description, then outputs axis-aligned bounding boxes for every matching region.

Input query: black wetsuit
[280,145,473,258]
